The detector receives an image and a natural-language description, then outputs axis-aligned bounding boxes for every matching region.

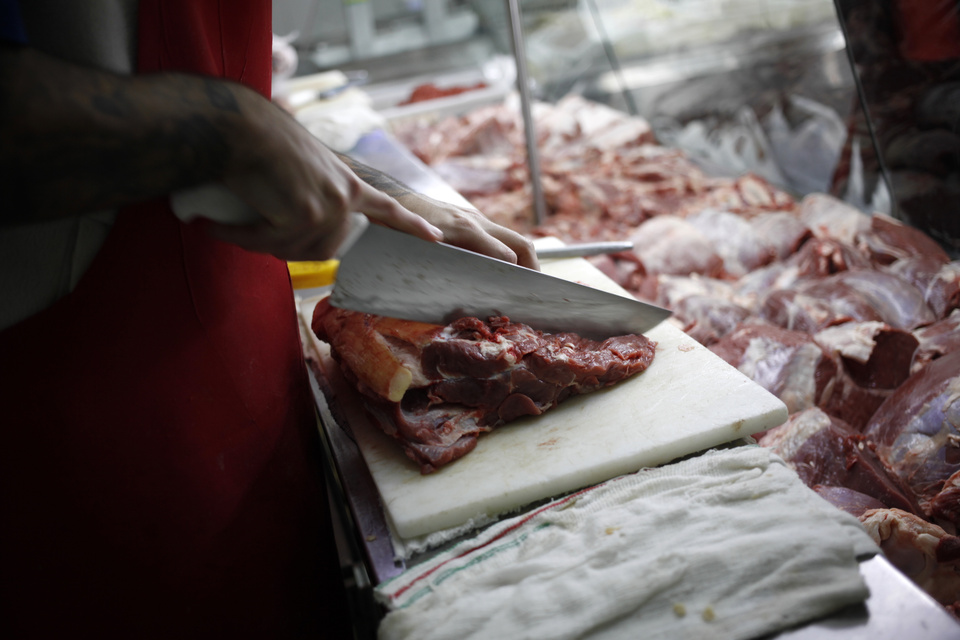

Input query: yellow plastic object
[287,260,339,289]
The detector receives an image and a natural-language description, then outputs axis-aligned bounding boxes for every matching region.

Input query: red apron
[0,2,350,637]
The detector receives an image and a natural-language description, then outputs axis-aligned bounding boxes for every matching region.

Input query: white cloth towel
[375,446,878,640]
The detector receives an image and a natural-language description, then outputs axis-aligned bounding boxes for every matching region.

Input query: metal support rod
[505,0,547,227]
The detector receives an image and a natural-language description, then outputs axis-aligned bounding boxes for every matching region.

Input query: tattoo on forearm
[1,47,240,222]
[203,78,240,113]
[338,153,412,199]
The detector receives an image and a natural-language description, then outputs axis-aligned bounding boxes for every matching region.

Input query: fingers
[480,224,540,271]
[398,193,541,271]
[354,187,444,243]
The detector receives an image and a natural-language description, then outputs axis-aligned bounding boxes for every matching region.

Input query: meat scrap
[312,298,656,474]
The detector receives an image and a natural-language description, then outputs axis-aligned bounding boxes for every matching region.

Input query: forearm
[0,44,257,225]
[335,151,413,200]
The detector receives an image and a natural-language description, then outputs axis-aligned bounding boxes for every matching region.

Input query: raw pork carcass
[312,298,656,474]
[864,350,960,530]
[758,407,918,513]
[859,508,960,612]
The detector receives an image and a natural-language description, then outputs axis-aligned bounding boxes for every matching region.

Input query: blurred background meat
[387,85,959,607]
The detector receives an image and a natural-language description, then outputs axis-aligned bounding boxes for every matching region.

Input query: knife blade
[330,220,670,338]
[170,185,669,337]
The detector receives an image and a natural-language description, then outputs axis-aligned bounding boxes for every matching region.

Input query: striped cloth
[375,446,877,640]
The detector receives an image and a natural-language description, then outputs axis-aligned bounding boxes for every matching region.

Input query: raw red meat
[772,270,937,332]
[813,322,917,391]
[814,486,886,518]
[887,257,960,320]
[912,310,960,373]
[709,322,838,414]
[797,193,871,244]
[392,92,960,612]
[859,508,960,611]
[759,408,918,513]
[672,295,752,347]
[749,211,813,261]
[861,212,953,266]
[813,322,918,430]
[864,350,960,530]
[399,81,488,105]
[784,237,873,278]
[759,285,884,334]
[311,298,656,474]
[685,209,777,278]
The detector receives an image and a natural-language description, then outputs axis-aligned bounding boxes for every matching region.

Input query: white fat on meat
[798,193,871,244]
[630,215,723,277]
[814,321,888,364]
[686,208,776,278]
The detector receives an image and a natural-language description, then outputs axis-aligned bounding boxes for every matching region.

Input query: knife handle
[170,184,262,226]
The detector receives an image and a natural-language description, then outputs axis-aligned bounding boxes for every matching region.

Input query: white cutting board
[299,248,788,540]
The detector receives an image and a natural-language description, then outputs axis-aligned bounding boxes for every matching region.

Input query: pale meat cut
[311,298,656,474]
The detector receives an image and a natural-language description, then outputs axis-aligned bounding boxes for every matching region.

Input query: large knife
[171,185,670,337]
[330,216,670,338]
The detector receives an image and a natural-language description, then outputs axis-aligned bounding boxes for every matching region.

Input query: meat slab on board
[311,297,656,474]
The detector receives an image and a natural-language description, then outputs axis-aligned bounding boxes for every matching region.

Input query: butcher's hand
[202,90,537,267]
[201,93,446,261]
[338,154,540,271]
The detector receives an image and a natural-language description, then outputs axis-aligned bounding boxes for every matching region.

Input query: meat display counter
[275,0,960,634]
[295,127,960,640]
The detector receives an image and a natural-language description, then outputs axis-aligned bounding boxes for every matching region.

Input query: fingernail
[427,223,444,240]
